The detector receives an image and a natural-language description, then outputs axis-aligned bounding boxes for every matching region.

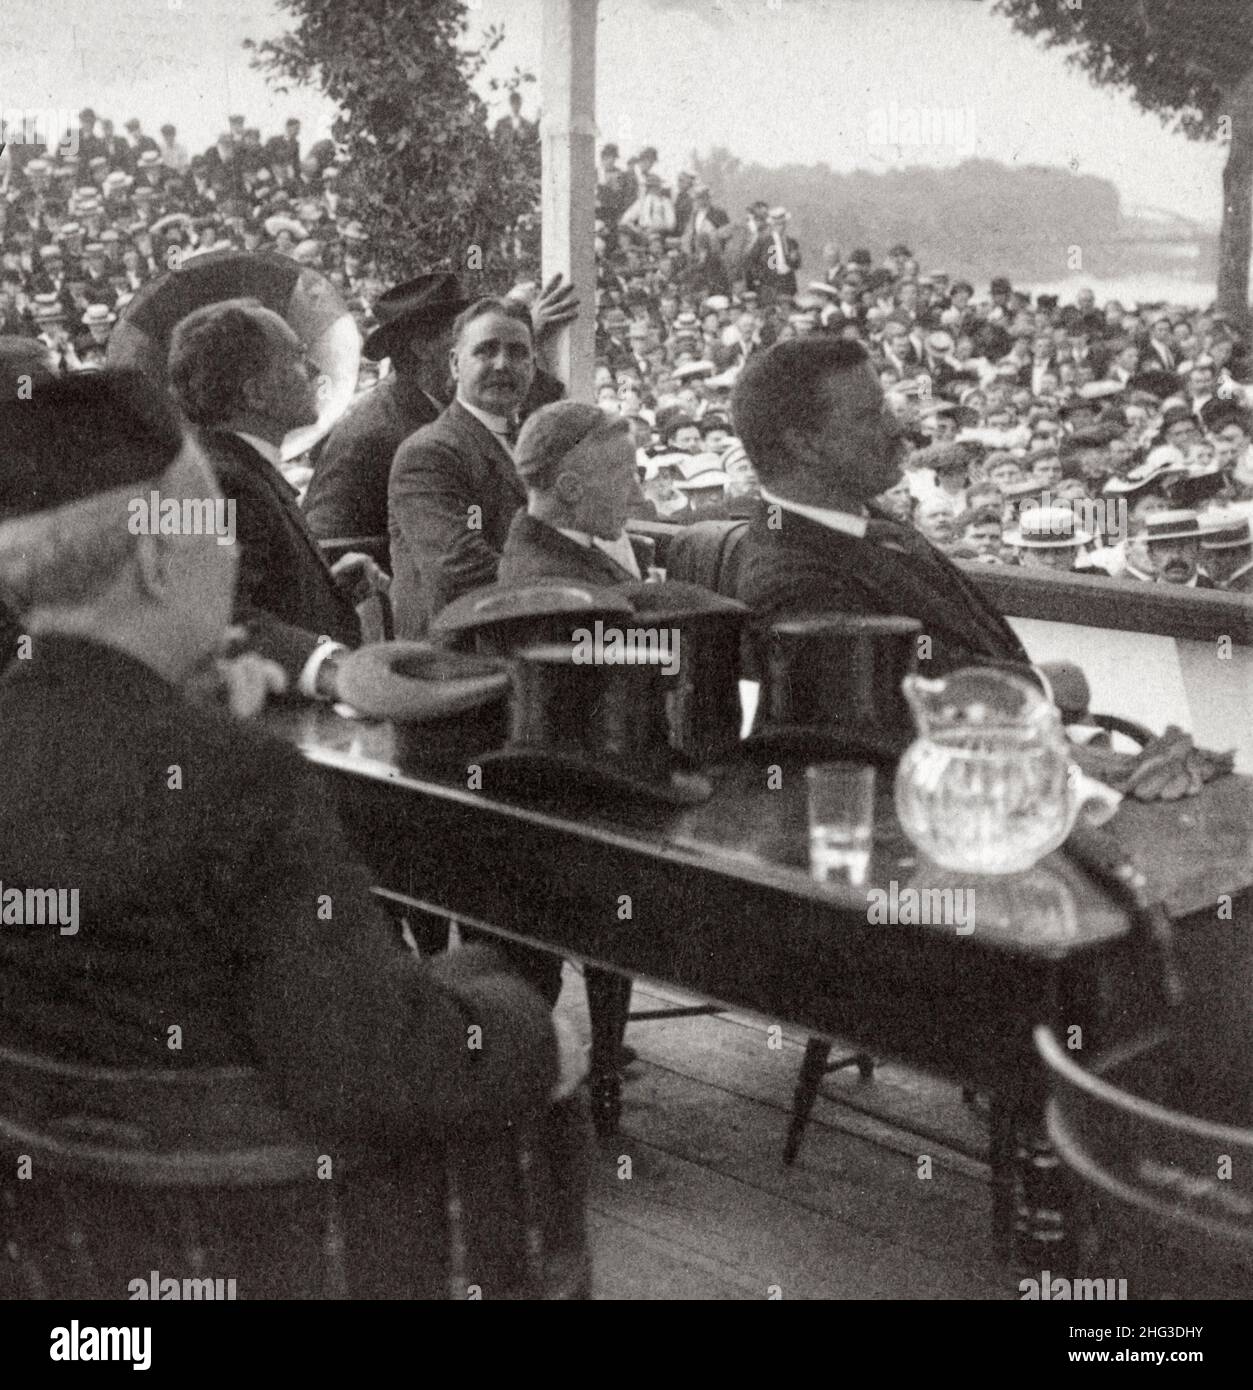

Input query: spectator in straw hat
[1005,503,1092,572]
[1199,514,1253,593]
[1143,509,1214,587]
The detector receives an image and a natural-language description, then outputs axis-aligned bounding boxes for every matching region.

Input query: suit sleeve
[389,435,505,615]
[245,754,558,1142]
[219,457,328,683]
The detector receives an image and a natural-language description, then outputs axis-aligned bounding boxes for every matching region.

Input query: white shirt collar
[554,527,641,578]
[457,396,512,439]
[759,486,868,539]
[232,431,282,467]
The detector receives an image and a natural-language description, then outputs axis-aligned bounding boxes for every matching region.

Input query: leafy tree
[992,0,1253,325]
[248,0,539,288]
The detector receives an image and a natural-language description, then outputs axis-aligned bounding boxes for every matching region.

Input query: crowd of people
[2,106,1249,1303]
[2,112,1252,594]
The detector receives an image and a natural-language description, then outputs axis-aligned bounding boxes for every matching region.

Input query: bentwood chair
[0,1045,590,1300]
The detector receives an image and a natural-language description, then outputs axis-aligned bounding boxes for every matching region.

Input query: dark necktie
[504,418,519,449]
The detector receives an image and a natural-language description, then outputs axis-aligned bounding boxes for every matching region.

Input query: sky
[0,0,1226,229]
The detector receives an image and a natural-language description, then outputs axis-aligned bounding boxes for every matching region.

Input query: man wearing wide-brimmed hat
[1005,503,1093,573]
[1143,509,1214,587]
[1199,513,1253,593]
[303,272,472,539]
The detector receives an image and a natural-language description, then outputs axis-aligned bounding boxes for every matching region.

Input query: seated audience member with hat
[168,298,388,695]
[0,370,586,1300]
[1200,513,1253,593]
[1143,509,1214,587]
[1005,503,1092,572]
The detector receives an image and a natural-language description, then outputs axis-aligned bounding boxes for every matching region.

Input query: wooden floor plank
[556,966,1012,1299]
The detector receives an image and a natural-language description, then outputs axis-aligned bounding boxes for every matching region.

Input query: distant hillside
[689,152,1213,286]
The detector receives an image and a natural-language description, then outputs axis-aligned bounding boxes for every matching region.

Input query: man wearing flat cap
[0,370,583,1298]
[498,403,652,586]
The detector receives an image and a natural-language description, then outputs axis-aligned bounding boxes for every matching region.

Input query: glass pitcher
[894,667,1121,875]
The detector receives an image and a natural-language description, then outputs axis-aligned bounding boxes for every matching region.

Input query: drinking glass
[806,762,876,888]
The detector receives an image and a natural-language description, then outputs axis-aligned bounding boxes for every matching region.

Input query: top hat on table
[743,614,923,768]
[618,579,748,765]
[362,272,471,361]
[477,642,713,808]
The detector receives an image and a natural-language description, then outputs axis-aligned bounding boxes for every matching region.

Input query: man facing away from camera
[168,298,389,701]
[0,371,587,1298]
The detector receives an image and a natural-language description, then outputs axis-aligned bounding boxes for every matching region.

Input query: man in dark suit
[168,298,385,696]
[493,91,538,157]
[499,405,650,586]
[389,298,537,637]
[0,371,584,1298]
[732,337,1032,681]
[743,207,802,303]
[304,274,575,542]
[303,274,470,540]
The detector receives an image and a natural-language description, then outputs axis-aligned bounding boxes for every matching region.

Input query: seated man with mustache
[731,338,1091,740]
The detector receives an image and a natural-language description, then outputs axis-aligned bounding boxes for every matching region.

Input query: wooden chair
[0,1045,590,1300]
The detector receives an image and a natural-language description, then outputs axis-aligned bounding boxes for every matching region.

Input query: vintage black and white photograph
[0,0,1250,1340]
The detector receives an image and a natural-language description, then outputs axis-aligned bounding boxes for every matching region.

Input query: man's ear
[553,470,584,505]
[132,529,173,602]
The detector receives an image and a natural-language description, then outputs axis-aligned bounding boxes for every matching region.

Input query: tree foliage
[993,0,1251,136]
[992,0,1253,320]
[248,0,539,288]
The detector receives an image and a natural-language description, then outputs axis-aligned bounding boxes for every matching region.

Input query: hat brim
[431,582,635,637]
[334,642,510,720]
[477,745,712,807]
[362,303,469,360]
[1005,531,1092,549]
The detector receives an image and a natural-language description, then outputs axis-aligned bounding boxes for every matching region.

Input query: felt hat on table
[333,641,511,774]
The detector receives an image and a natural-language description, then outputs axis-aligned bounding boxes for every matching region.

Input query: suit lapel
[449,400,526,505]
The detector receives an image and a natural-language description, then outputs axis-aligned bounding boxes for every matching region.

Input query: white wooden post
[540,0,598,402]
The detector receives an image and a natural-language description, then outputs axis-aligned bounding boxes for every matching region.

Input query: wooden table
[266,704,1253,1262]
